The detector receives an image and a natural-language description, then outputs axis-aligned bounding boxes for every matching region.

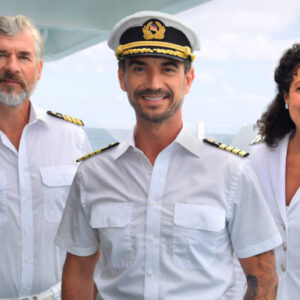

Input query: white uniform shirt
[56,125,281,300]
[251,135,300,300]
[0,103,91,298]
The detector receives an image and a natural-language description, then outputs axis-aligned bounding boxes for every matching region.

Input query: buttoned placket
[143,146,172,300]
[279,222,288,274]
[18,126,34,296]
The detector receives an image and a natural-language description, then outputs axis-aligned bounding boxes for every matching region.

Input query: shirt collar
[111,127,136,160]
[28,102,50,127]
[112,124,200,160]
[174,124,201,157]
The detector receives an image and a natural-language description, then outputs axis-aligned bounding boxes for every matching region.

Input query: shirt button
[105,216,111,225]
[147,270,153,276]
[151,201,156,206]
[149,235,155,241]
[282,242,287,251]
[281,263,286,271]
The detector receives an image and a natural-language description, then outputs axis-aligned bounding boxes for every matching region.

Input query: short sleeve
[228,160,282,258]
[55,168,99,256]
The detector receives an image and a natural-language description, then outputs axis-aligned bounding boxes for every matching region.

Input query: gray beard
[0,83,35,107]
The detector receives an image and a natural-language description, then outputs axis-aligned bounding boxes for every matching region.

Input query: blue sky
[31,0,300,134]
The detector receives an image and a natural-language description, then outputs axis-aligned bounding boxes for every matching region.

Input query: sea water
[84,128,234,151]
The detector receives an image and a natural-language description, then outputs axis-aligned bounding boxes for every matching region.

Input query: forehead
[0,30,36,54]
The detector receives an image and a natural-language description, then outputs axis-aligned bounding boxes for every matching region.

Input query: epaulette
[203,138,249,158]
[76,142,120,162]
[47,111,84,126]
[249,135,263,145]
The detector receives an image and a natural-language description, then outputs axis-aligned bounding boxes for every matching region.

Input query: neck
[0,99,30,150]
[134,114,183,165]
[290,128,300,146]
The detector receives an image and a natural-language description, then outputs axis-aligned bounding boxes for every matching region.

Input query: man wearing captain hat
[56,11,281,300]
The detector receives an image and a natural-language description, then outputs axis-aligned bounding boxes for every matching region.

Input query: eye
[19,55,30,60]
[133,66,144,72]
[164,67,175,72]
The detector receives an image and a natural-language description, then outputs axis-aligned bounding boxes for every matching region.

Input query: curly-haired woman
[251,43,300,299]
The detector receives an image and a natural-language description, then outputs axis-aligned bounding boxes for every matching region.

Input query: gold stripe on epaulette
[203,138,249,158]
[250,135,263,145]
[76,142,120,162]
[47,111,84,126]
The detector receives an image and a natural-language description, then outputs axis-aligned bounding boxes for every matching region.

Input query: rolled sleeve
[228,160,282,258]
[55,169,99,256]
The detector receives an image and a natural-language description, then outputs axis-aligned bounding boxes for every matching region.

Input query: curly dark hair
[256,44,300,147]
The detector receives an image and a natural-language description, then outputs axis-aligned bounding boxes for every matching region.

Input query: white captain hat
[108,10,200,62]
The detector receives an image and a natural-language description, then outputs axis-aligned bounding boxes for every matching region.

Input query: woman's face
[285,67,300,131]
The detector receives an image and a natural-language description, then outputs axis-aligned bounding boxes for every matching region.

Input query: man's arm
[62,250,100,300]
[239,250,278,300]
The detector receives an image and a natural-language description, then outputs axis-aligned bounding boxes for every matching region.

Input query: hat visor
[120,51,186,62]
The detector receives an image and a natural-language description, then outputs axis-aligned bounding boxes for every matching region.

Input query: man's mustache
[134,88,173,99]
[0,71,26,89]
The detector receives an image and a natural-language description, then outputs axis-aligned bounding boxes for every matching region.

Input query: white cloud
[79,42,112,62]
[75,63,84,72]
[241,93,266,103]
[183,0,300,34]
[47,62,63,70]
[116,92,127,102]
[204,96,217,104]
[196,71,216,83]
[221,83,234,94]
[179,0,300,61]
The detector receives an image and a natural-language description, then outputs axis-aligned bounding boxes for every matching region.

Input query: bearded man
[0,15,91,300]
[56,11,281,300]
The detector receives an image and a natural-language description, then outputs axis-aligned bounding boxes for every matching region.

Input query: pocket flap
[174,203,225,231]
[0,169,6,189]
[90,202,133,228]
[40,165,77,187]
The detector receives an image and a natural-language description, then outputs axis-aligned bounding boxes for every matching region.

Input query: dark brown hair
[256,44,300,147]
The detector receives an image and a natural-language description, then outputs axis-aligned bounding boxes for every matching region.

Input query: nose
[4,55,21,74]
[146,69,163,90]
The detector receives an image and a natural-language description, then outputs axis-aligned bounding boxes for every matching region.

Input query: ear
[118,68,127,92]
[184,67,195,95]
[284,92,289,106]
[36,59,43,81]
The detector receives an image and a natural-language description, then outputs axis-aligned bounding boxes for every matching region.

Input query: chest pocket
[173,203,226,269]
[0,169,8,228]
[40,165,77,223]
[90,202,133,269]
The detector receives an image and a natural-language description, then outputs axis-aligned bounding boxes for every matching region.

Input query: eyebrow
[127,59,180,68]
[127,59,146,67]
[0,49,33,57]
[161,61,180,68]
[18,51,33,57]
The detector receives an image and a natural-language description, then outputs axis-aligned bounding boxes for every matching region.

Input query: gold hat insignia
[142,21,165,40]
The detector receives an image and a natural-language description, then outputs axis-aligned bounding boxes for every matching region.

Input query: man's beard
[0,71,36,107]
[129,88,182,123]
